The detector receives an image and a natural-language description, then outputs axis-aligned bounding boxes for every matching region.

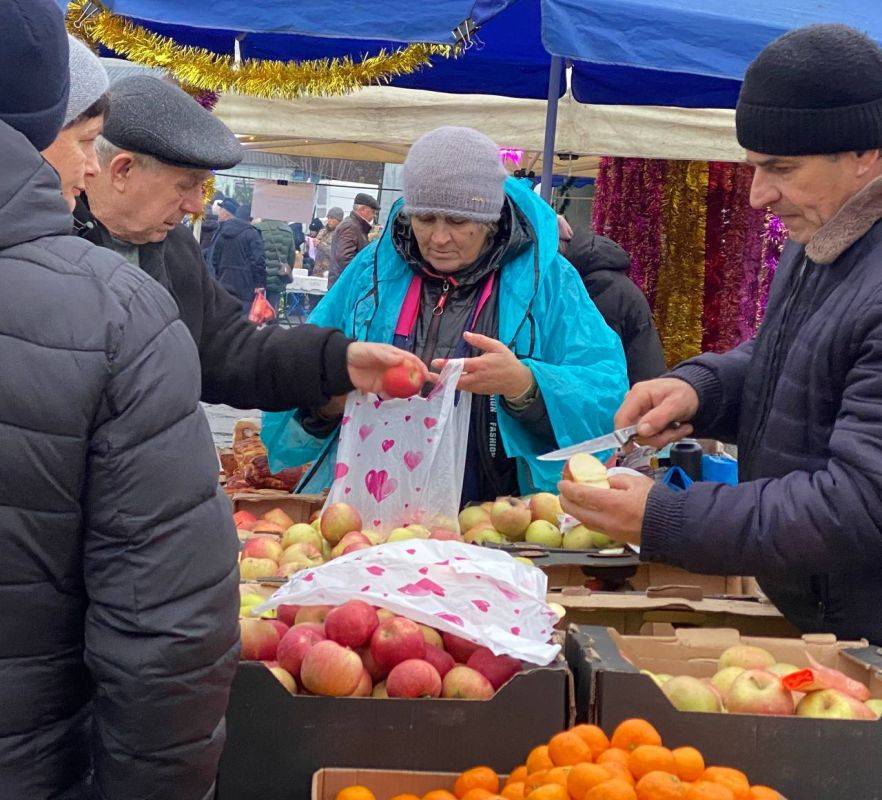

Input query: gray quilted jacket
[0,120,240,799]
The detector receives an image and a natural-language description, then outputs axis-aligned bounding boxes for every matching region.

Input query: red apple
[725,670,794,716]
[239,557,280,581]
[466,647,522,690]
[321,502,363,545]
[442,631,482,663]
[294,605,333,625]
[277,603,300,626]
[387,659,443,698]
[358,646,388,681]
[300,640,364,696]
[240,618,281,661]
[423,643,456,679]
[267,620,291,640]
[490,497,532,541]
[349,669,374,697]
[441,665,495,699]
[241,535,283,562]
[233,510,258,527]
[324,600,380,648]
[331,531,371,558]
[343,541,372,556]
[276,624,325,678]
[370,616,427,672]
[381,363,423,399]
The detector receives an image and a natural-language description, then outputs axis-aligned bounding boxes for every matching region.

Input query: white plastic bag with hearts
[323,359,471,533]
[258,539,561,664]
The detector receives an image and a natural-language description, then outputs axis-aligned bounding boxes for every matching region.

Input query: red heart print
[334,463,349,479]
[418,567,428,575]
[403,451,423,471]
[427,439,433,444]
[359,424,374,441]
[381,439,395,453]
[406,548,416,555]
[373,519,382,527]
[365,469,397,502]
[472,600,490,613]
[361,585,370,592]
[436,612,464,626]
[303,573,314,582]
[423,417,438,429]
[511,626,521,635]
[405,415,411,422]
[344,487,351,495]
[373,399,383,409]
[341,416,351,426]
[366,566,385,576]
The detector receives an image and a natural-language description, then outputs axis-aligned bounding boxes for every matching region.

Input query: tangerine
[525,784,569,800]
[507,767,528,787]
[597,749,631,769]
[610,720,662,753]
[701,768,750,800]
[684,783,734,800]
[584,778,638,800]
[748,788,782,800]
[672,748,705,783]
[628,746,675,780]
[568,763,616,800]
[501,784,526,800]
[599,763,635,787]
[527,746,555,775]
[548,731,592,766]
[336,788,377,800]
[391,796,422,800]
[635,771,687,800]
[461,790,496,800]
[544,767,573,788]
[456,767,500,798]
[572,724,611,759]
[424,792,458,800]
[524,772,549,793]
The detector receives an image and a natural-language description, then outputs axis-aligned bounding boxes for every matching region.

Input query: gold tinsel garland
[66,0,457,101]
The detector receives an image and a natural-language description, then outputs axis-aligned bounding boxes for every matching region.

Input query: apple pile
[240,600,531,699]
[644,644,882,720]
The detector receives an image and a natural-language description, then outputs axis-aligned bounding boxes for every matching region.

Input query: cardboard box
[312,769,460,800]
[217,661,573,800]
[566,625,882,800]
[549,588,798,637]
[232,491,325,524]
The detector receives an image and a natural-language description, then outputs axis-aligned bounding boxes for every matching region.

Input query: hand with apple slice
[557,452,654,546]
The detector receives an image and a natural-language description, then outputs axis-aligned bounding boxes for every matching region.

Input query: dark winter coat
[256,219,295,294]
[642,178,882,643]
[0,120,239,799]
[75,201,355,412]
[210,217,266,304]
[328,211,371,287]
[566,229,666,385]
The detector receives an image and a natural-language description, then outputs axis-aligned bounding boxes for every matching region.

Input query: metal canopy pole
[540,55,563,203]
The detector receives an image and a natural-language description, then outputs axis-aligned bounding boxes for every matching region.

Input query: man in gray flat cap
[328,192,379,287]
[76,75,425,414]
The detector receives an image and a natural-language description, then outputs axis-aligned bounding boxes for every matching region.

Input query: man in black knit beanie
[559,24,882,644]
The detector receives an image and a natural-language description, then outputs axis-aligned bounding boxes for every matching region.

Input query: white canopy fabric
[217,85,743,166]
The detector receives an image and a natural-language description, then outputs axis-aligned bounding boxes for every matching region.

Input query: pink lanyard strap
[394,272,496,339]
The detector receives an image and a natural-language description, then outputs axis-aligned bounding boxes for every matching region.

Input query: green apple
[562,525,594,550]
[865,699,882,718]
[524,520,563,548]
[711,666,745,696]
[387,527,417,543]
[459,505,491,532]
[282,523,323,551]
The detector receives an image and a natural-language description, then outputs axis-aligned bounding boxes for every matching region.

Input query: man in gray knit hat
[76,74,427,414]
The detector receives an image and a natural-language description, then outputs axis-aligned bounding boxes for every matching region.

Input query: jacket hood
[0,120,72,249]
[566,228,630,276]
[220,217,253,238]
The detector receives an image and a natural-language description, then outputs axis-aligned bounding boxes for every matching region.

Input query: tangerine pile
[334,720,783,800]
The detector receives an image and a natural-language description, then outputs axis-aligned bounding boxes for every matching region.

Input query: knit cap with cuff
[63,35,109,128]
[403,126,507,223]
[736,24,882,156]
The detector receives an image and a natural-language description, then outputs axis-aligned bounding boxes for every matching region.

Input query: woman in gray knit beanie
[274,125,627,505]
[42,35,110,211]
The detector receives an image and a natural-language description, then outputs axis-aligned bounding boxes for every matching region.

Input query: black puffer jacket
[566,229,666,385]
[0,121,239,800]
[210,216,266,304]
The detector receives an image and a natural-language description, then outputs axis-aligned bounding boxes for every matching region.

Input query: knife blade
[538,425,640,461]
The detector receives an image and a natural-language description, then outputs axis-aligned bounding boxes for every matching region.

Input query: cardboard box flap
[550,592,781,618]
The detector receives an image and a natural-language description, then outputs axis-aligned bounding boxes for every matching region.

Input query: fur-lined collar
[807,176,882,264]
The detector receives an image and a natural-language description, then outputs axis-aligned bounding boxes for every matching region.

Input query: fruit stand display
[314,717,787,799]
[565,626,882,799]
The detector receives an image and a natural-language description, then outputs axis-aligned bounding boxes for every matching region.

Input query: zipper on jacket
[744,256,809,471]
[421,278,452,368]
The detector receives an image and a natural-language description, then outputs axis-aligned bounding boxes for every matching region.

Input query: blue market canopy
[64,0,882,107]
